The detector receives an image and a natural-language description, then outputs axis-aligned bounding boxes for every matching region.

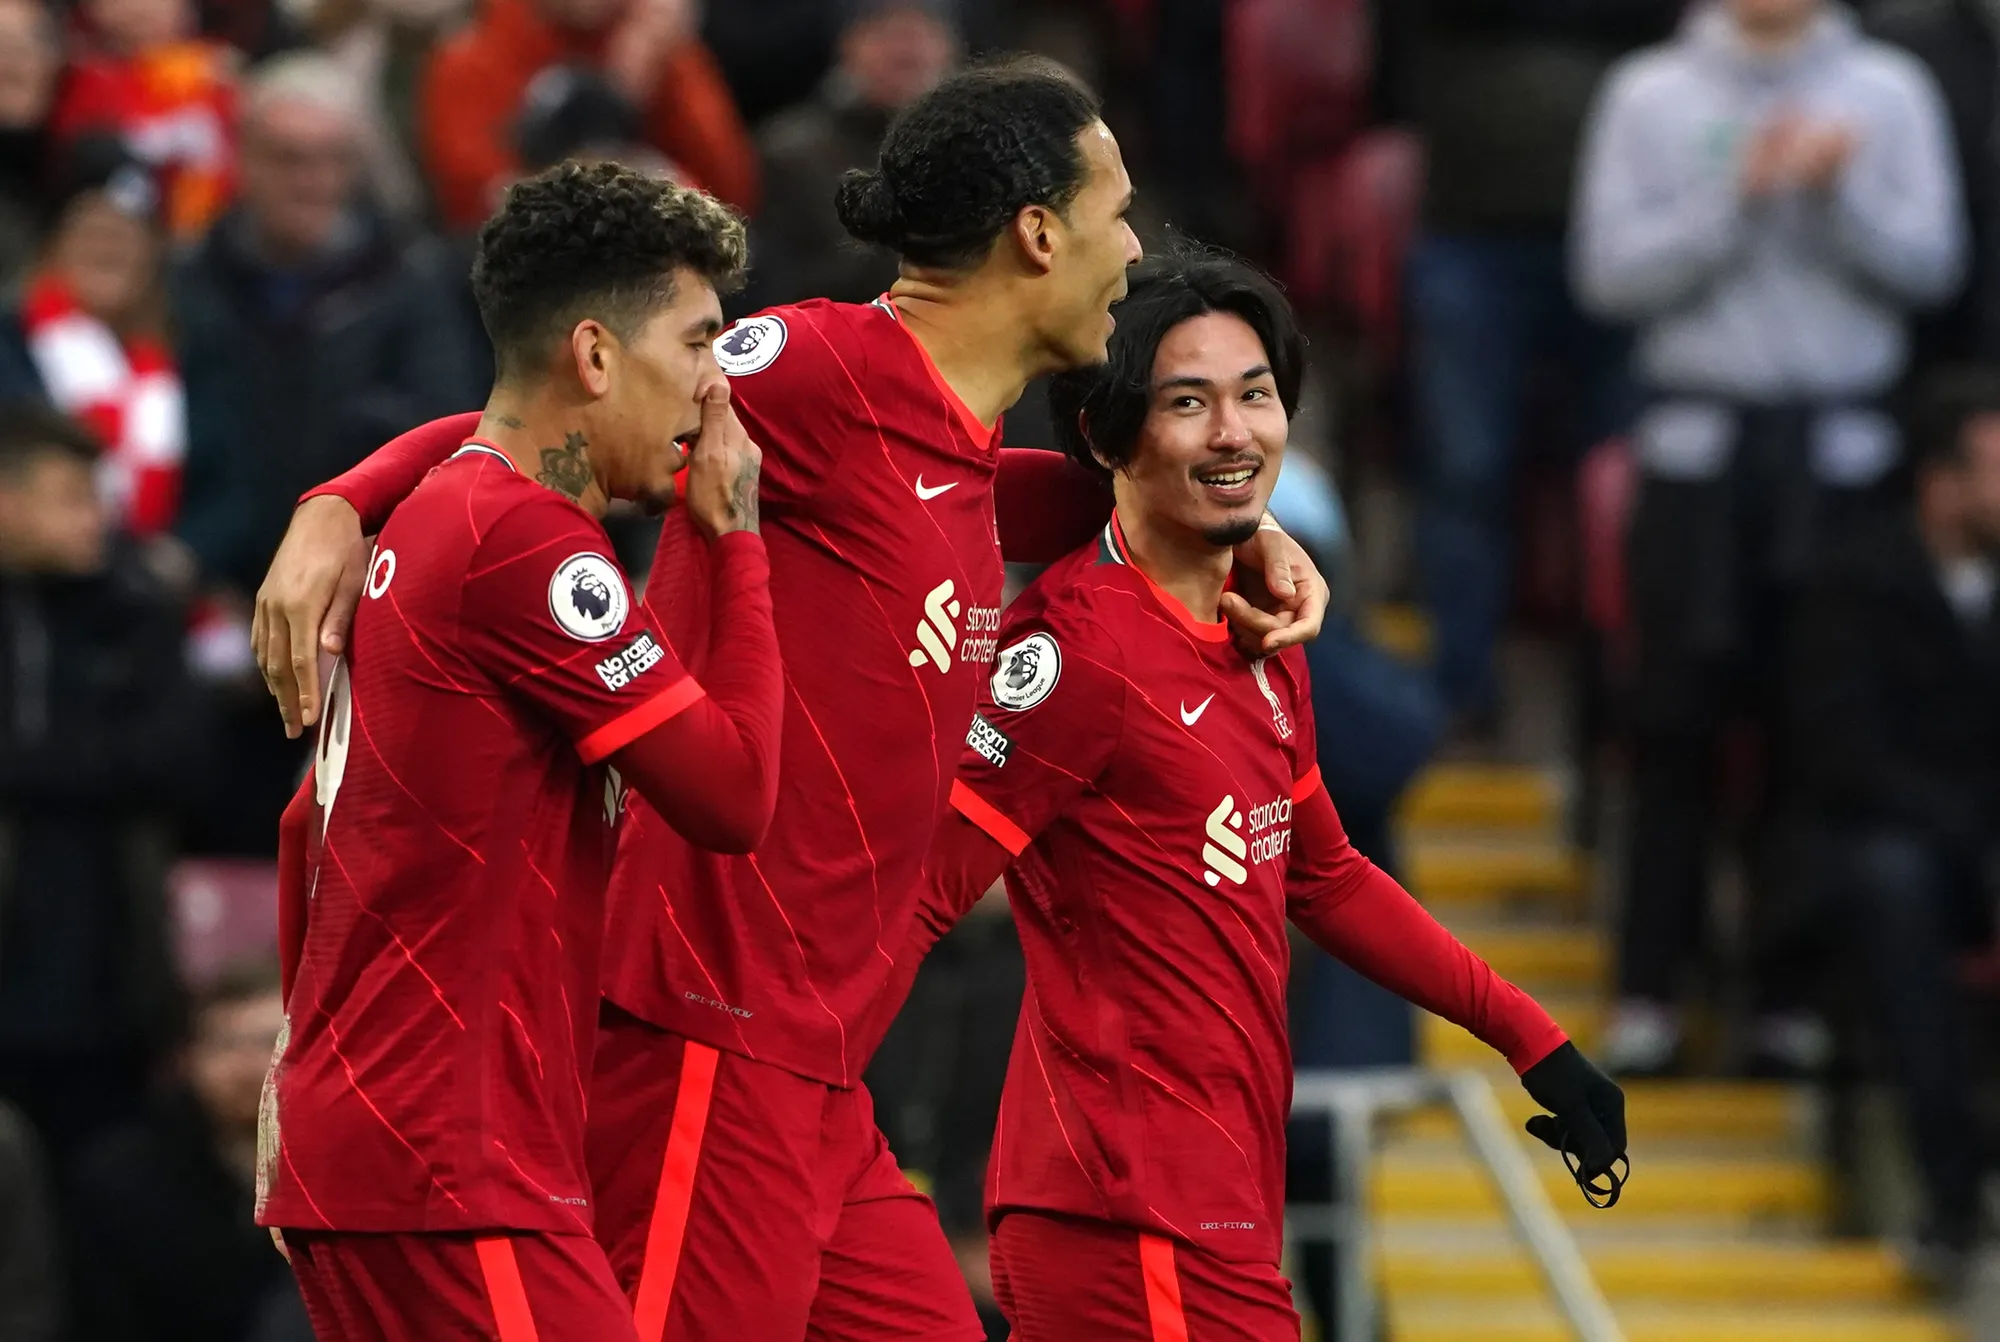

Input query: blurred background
[4,0,2000,1337]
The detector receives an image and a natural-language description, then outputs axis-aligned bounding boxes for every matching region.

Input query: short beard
[1203,517,1261,549]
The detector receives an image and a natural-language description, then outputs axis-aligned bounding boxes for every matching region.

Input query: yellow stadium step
[1405,839,1587,911]
[1378,1239,1913,1303]
[1362,602,1432,663]
[1390,1081,1805,1146]
[1420,999,1601,1069]
[1371,1152,1828,1220]
[1385,1300,1962,1342]
[1400,764,1565,833]
[1450,924,1606,991]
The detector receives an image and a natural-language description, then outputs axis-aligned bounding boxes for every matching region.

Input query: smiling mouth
[1197,462,1259,492]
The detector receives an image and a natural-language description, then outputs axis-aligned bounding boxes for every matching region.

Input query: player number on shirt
[315,658,353,834]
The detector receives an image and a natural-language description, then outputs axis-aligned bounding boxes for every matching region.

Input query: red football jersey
[258,446,698,1235]
[946,520,1561,1266]
[599,298,1007,1086]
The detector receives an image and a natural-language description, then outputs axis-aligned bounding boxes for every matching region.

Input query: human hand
[1521,1041,1630,1206]
[682,380,761,541]
[252,496,368,738]
[1741,114,1807,198]
[1790,122,1856,193]
[1220,519,1327,657]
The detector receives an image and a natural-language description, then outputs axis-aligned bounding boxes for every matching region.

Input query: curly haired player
[256,162,783,1341]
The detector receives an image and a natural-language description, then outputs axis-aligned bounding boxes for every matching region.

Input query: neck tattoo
[536,432,593,502]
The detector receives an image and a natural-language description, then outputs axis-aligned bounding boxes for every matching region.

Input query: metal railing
[1290,1067,1625,1342]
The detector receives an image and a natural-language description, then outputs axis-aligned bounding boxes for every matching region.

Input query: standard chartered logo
[1203,795,1248,888]
[1202,791,1294,888]
[909,579,962,672]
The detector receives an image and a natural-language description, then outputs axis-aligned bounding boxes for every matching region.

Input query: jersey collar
[453,438,518,471]
[1101,511,1231,643]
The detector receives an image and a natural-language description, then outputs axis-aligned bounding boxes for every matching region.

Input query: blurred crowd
[3,0,2000,1334]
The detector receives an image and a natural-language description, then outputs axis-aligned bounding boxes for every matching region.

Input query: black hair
[1048,248,1304,477]
[1912,364,2000,472]
[835,56,1101,270]
[472,161,748,383]
[0,400,101,480]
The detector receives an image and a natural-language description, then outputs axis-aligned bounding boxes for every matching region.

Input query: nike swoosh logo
[1180,695,1215,726]
[914,476,958,501]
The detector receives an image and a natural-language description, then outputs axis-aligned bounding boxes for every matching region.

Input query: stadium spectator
[697,0,841,126]
[1787,366,2000,1284]
[171,53,474,854]
[55,0,240,240]
[70,957,302,1342]
[174,52,476,596]
[511,63,659,172]
[1573,0,1966,1075]
[0,1100,61,1342]
[1867,0,2000,369]
[0,403,195,1190]
[1392,0,1673,740]
[0,0,59,287]
[743,0,957,311]
[420,0,756,232]
[308,0,469,223]
[0,139,184,538]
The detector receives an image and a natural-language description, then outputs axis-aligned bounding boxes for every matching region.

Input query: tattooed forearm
[536,432,593,502]
[727,458,760,534]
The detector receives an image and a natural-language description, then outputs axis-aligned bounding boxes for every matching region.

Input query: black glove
[1521,1042,1629,1207]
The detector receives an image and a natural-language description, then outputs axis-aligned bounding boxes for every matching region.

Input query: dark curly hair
[835,56,1101,270]
[1049,248,1304,478]
[472,161,748,382]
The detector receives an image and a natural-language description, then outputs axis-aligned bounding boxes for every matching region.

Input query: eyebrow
[687,315,724,339]
[1154,364,1273,393]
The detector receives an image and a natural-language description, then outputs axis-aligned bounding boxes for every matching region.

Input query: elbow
[700,802,773,854]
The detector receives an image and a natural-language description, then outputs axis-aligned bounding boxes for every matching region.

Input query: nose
[1211,397,1253,450]
[1124,220,1143,267]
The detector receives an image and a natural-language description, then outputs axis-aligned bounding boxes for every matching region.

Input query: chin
[1202,516,1262,548]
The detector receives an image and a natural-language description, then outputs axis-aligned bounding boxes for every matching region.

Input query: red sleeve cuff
[1507,1024,1573,1077]
[1292,765,1323,804]
[950,780,1031,856]
[577,676,706,765]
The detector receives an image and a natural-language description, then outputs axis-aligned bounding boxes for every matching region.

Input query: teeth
[1203,469,1253,486]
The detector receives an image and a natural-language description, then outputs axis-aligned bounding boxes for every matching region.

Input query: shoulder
[715,299,877,386]
[1845,35,1949,105]
[1599,41,1695,106]
[998,546,1146,664]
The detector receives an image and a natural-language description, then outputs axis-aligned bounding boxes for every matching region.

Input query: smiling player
[886,251,1628,1340]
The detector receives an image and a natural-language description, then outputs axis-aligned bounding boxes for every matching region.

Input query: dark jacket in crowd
[1386,0,1680,233]
[172,207,480,594]
[1867,0,2000,365]
[741,80,900,314]
[0,548,194,1062]
[1787,512,2000,855]
[0,1100,60,1342]
[70,1088,301,1342]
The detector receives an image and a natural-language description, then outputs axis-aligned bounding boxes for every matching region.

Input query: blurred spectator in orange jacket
[55,0,239,240]
[421,0,756,232]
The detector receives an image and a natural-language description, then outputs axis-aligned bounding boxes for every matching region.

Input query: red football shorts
[990,1211,1302,1342]
[586,1000,983,1342]
[285,1228,638,1341]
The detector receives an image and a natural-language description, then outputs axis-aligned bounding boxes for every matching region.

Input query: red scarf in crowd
[22,272,185,535]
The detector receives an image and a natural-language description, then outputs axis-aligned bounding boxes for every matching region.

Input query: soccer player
[251,62,1328,1341]
[892,250,1628,1340]
[255,162,784,1340]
